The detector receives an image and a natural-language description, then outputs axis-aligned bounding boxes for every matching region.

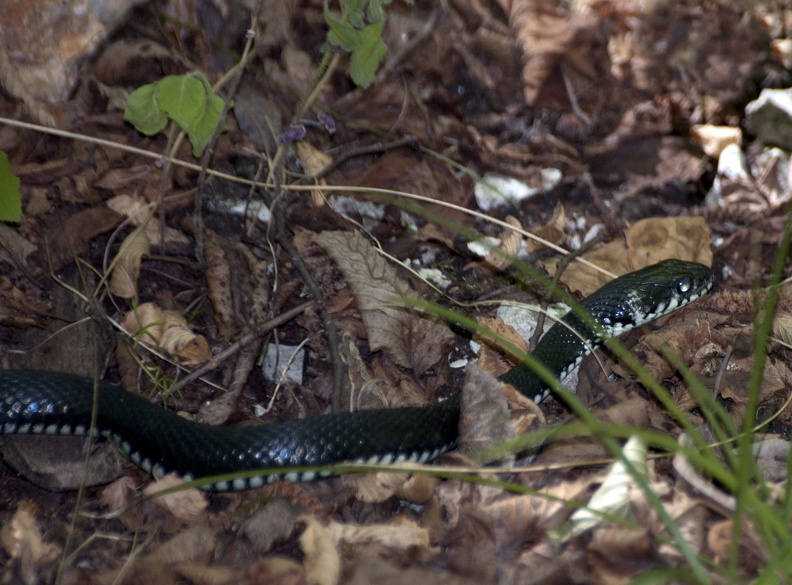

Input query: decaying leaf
[203,228,237,338]
[109,223,150,299]
[315,230,454,372]
[0,275,50,327]
[121,302,211,365]
[458,364,515,463]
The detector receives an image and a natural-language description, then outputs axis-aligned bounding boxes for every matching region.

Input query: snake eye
[676,278,692,294]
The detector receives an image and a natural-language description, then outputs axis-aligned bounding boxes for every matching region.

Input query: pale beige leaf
[296,141,332,206]
[109,224,150,299]
[298,515,341,585]
[344,471,411,503]
[144,475,208,524]
[0,501,61,578]
[148,525,216,564]
[327,518,431,552]
[296,141,332,177]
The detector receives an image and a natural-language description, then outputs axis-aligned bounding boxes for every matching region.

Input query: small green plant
[324,0,412,88]
[124,72,227,157]
[0,151,21,222]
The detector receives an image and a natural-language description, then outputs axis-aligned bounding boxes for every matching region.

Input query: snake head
[582,259,714,335]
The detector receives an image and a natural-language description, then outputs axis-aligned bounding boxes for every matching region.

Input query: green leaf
[350,22,387,88]
[0,151,21,223]
[341,0,367,27]
[366,0,389,23]
[187,86,227,157]
[325,6,360,51]
[124,82,168,136]
[157,74,206,131]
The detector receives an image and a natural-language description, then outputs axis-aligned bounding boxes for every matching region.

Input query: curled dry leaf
[107,194,190,247]
[121,302,211,365]
[0,501,61,577]
[144,475,208,524]
[327,518,432,553]
[296,141,332,207]
[483,215,522,271]
[396,474,439,504]
[343,471,411,503]
[315,230,454,372]
[298,515,341,585]
[109,224,150,299]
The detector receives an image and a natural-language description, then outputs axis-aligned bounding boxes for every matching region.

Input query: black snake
[0,259,714,491]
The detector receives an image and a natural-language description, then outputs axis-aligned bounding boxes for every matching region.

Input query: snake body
[0,259,713,491]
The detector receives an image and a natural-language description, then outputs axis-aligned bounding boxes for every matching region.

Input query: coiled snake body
[0,260,713,491]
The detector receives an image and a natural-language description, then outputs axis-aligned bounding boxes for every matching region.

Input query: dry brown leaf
[203,228,237,338]
[315,230,454,372]
[548,216,712,296]
[109,224,150,299]
[47,207,123,270]
[236,241,271,327]
[144,475,208,524]
[505,1,601,106]
[299,515,341,585]
[121,302,211,365]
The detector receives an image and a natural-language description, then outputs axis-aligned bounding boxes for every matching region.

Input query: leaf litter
[0,0,791,583]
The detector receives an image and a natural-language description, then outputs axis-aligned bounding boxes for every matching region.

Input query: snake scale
[0,259,714,491]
